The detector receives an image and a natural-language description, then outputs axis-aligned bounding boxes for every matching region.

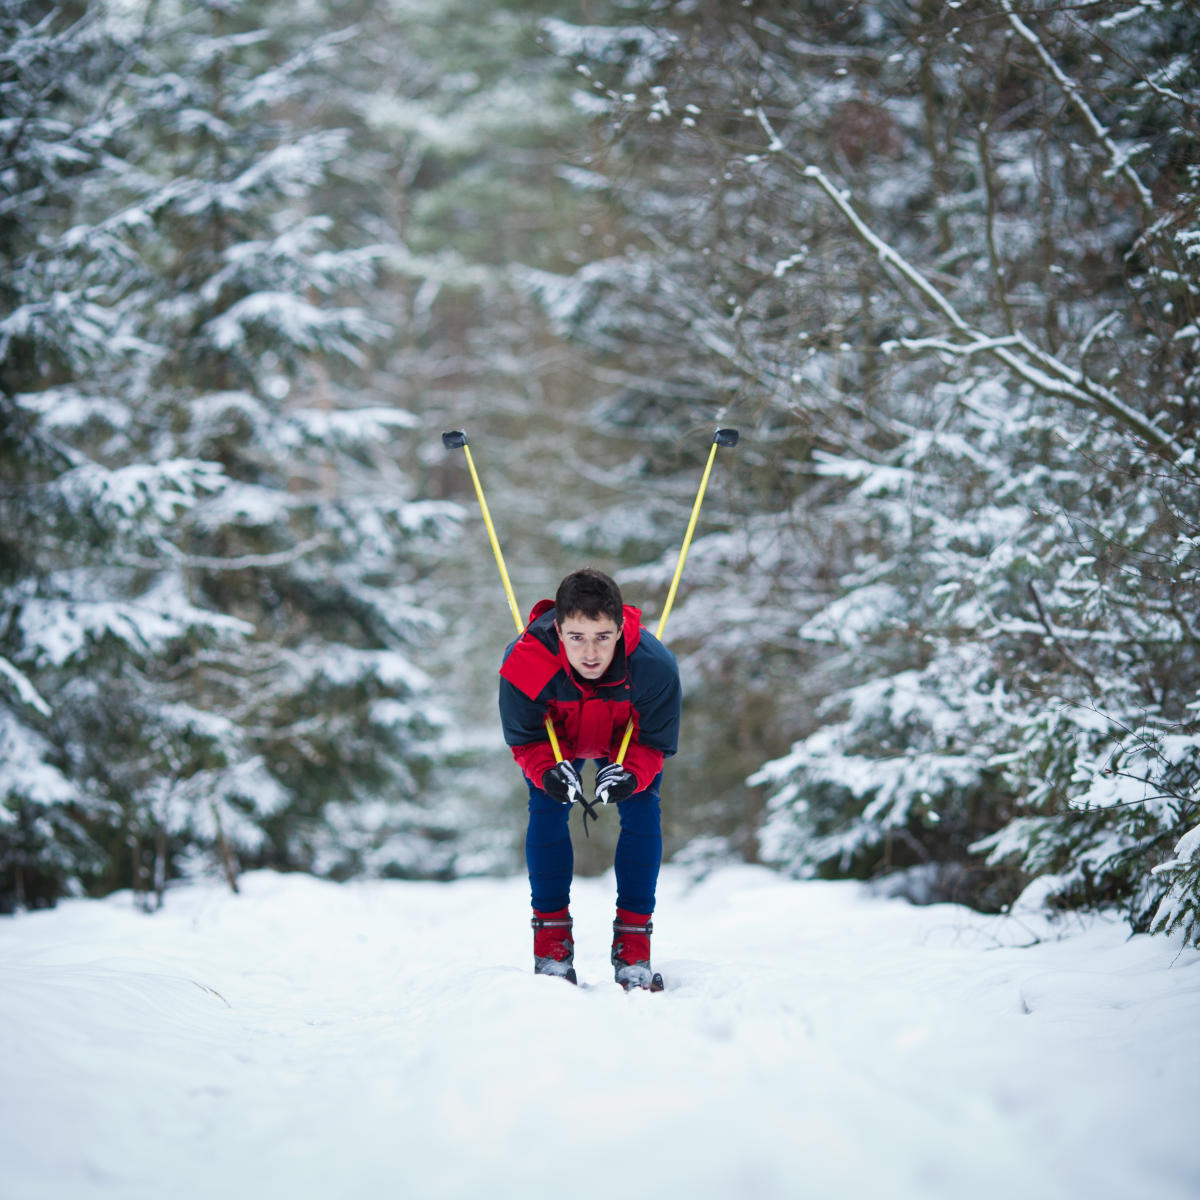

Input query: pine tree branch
[119,535,331,572]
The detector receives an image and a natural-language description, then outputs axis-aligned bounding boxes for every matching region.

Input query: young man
[499,568,681,989]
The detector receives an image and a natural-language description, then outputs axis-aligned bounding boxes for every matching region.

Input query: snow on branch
[56,459,226,528]
[0,709,75,808]
[882,334,1024,358]
[18,582,253,669]
[122,533,331,573]
[753,105,784,153]
[229,27,358,115]
[1000,0,1155,215]
[539,18,677,83]
[748,88,1189,469]
[290,407,418,445]
[203,292,384,362]
[754,130,1192,470]
[0,655,52,717]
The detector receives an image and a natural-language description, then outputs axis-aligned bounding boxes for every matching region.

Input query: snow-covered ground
[2,865,1197,1200]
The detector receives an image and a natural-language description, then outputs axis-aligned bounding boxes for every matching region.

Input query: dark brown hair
[554,568,624,627]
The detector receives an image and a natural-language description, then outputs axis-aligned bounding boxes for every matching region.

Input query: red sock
[613,907,653,964]
[532,907,573,961]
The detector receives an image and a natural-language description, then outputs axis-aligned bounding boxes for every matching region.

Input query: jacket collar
[500,601,644,700]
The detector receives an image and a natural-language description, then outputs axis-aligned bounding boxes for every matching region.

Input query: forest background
[3,0,1198,947]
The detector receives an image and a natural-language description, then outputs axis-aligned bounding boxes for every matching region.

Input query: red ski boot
[611,908,665,992]
[532,908,577,984]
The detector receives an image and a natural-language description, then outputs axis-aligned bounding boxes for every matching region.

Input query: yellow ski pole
[442,431,564,762]
[614,428,739,765]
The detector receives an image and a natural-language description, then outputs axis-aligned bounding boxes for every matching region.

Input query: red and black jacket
[499,601,681,793]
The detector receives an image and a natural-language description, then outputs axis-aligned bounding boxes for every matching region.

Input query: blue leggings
[525,764,663,914]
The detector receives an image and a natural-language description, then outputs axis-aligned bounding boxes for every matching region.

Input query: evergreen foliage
[533,1,1200,940]
[0,0,469,909]
[4,0,1197,947]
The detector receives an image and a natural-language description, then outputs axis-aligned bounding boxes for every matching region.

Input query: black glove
[542,761,584,805]
[595,763,638,805]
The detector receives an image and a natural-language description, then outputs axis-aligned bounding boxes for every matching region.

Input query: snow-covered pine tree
[109,0,483,887]
[0,0,470,908]
[742,2,1200,932]
[0,0,244,907]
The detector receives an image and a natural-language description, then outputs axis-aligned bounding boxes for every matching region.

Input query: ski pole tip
[714,428,739,447]
[442,430,467,449]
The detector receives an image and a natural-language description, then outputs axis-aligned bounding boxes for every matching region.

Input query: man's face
[556,612,622,681]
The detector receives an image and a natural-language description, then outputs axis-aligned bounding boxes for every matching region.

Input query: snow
[2,866,1197,1200]
[203,291,380,359]
[539,18,677,84]
[0,654,51,717]
[298,645,432,694]
[0,708,75,809]
[58,459,225,525]
[17,580,252,668]
[797,582,904,646]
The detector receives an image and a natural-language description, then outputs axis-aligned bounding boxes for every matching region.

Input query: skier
[499,567,682,990]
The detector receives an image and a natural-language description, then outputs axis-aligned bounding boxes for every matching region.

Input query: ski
[618,972,665,993]
[637,972,665,993]
[535,969,665,991]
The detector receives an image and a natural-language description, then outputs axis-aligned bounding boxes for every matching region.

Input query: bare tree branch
[1000,0,1155,216]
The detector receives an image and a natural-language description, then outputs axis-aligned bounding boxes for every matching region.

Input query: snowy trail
[1,867,1198,1200]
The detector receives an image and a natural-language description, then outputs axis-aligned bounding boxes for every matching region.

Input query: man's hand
[595,763,638,805]
[542,761,584,805]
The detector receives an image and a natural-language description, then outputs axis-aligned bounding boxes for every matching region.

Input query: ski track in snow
[1,865,1198,1200]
